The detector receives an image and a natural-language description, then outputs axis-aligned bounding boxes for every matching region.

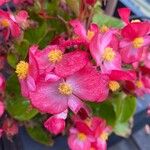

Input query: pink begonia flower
[0,101,4,117]
[15,47,39,98]
[44,109,68,135]
[70,19,99,42]
[2,118,18,137]
[15,10,29,29]
[30,45,89,77]
[68,116,111,150]
[30,64,109,114]
[120,22,150,64]
[90,30,121,73]
[0,10,21,40]
[108,70,136,92]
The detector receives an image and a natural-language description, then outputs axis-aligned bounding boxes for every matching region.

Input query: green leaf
[15,40,30,59]
[6,75,38,121]
[7,54,18,68]
[92,11,123,28]
[88,101,116,126]
[111,94,136,123]
[114,121,133,137]
[26,124,53,146]
[24,22,52,48]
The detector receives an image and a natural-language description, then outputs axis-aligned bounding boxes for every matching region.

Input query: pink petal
[69,19,87,40]
[101,52,121,73]
[0,101,4,117]
[120,46,143,63]
[10,21,21,38]
[30,80,68,114]
[68,133,91,150]
[44,116,65,135]
[29,45,55,74]
[55,50,89,77]
[109,70,136,81]
[26,75,36,92]
[118,8,131,24]
[68,95,84,114]
[55,109,68,119]
[67,64,109,102]
[19,79,29,98]
[45,73,60,82]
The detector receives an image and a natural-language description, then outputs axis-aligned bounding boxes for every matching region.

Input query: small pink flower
[15,10,29,29]
[30,45,89,78]
[90,30,121,73]
[70,19,98,42]
[30,64,109,114]
[0,10,21,40]
[44,109,68,135]
[68,116,111,150]
[120,22,150,63]
[2,118,18,137]
[16,47,39,98]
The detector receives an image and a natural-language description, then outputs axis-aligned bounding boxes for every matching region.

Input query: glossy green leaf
[88,101,116,126]
[111,94,136,123]
[6,75,38,121]
[92,10,123,28]
[26,124,53,146]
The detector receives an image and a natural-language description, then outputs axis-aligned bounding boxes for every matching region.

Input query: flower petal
[55,50,89,77]
[67,64,109,102]
[30,80,68,114]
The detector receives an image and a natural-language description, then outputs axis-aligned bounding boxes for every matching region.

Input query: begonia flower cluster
[14,7,150,150]
[0,0,150,149]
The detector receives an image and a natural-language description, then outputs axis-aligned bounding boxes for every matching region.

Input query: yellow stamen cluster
[100,132,108,141]
[48,49,63,63]
[101,25,109,33]
[109,81,120,92]
[58,82,72,95]
[102,47,115,61]
[136,80,143,88]
[133,37,144,48]
[16,61,29,79]
[1,19,10,27]
[78,133,87,141]
[87,30,94,41]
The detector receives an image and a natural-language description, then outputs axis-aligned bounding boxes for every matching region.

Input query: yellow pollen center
[100,132,108,141]
[102,47,115,61]
[16,61,29,79]
[100,25,109,33]
[136,80,143,88]
[133,37,144,48]
[78,133,86,141]
[48,49,63,63]
[131,19,141,23]
[87,30,94,41]
[1,19,10,27]
[58,82,72,95]
[109,81,120,92]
